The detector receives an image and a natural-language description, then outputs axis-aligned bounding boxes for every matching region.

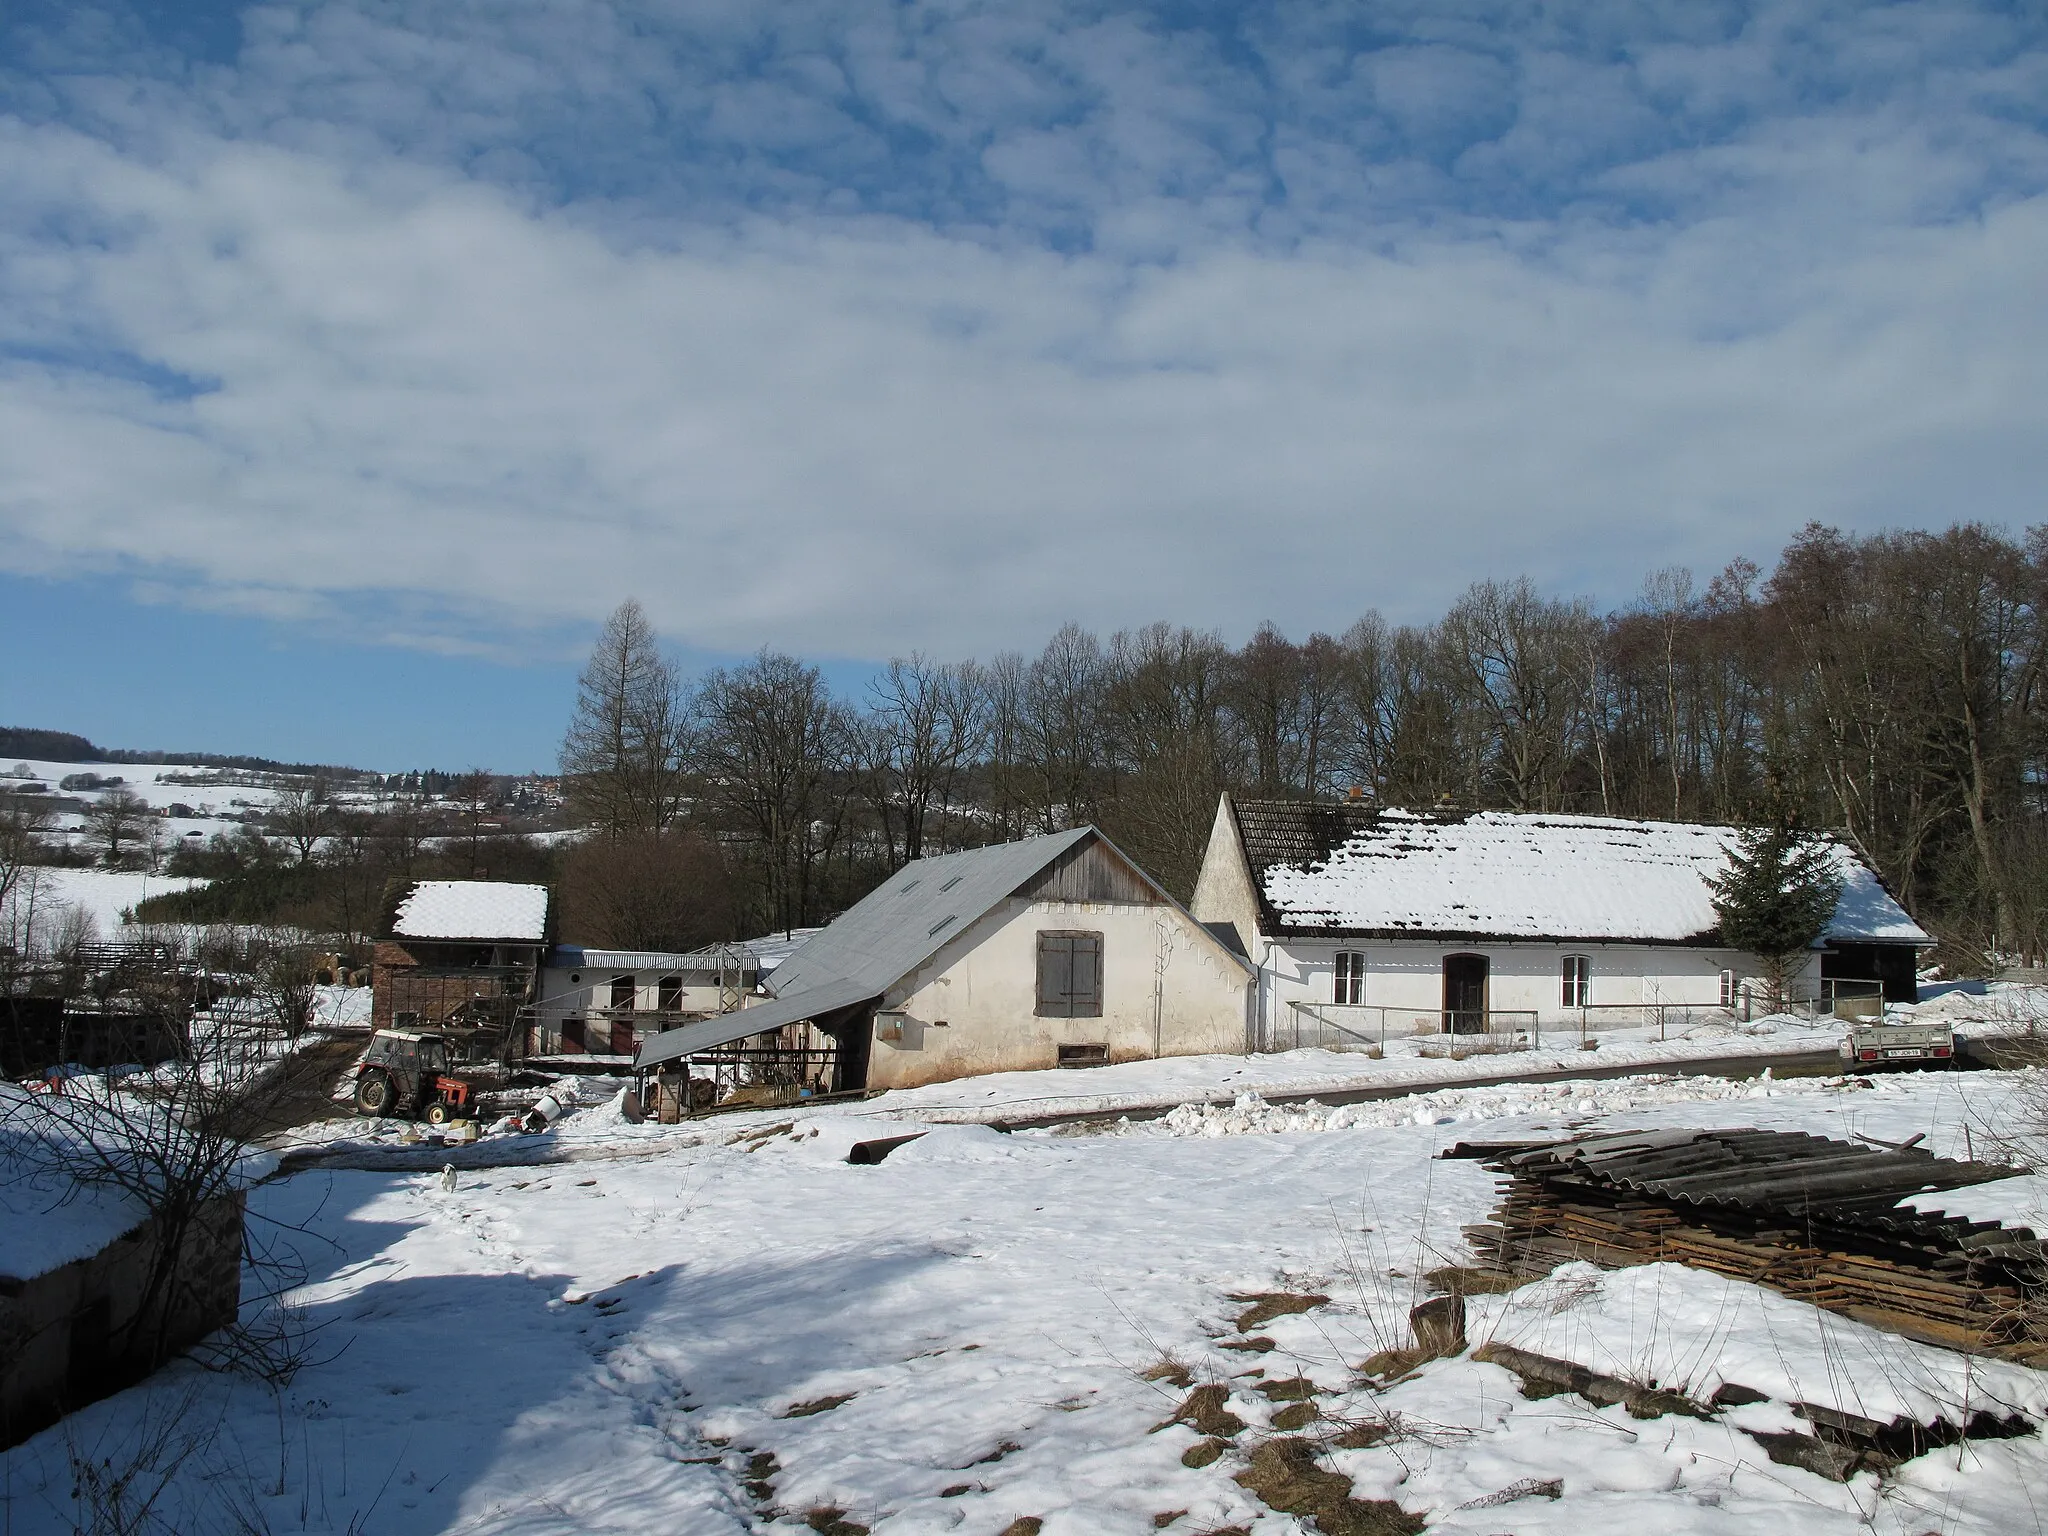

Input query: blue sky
[3,1,2046,769]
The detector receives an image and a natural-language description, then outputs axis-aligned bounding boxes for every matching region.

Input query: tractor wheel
[355,1071,396,1117]
[424,1100,453,1127]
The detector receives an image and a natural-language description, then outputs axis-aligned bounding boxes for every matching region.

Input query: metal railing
[1273,1002,1541,1054]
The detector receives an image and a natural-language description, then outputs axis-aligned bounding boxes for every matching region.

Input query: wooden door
[1442,954,1488,1035]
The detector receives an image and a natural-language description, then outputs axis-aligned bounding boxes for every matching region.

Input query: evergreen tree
[1711,815,1844,1009]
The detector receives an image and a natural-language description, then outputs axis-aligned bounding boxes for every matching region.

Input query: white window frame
[1334,950,1366,1007]
[1561,955,1591,1009]
[1719,968,1737,1009]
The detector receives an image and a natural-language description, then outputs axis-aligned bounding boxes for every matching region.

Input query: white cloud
[1,1,2045,662]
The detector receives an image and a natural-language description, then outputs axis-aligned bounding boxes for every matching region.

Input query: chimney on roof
[1347,785,1365,802]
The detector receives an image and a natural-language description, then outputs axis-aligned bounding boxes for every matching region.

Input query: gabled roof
[1227,796,1929,946]
[391,880,550,942]
[637,827,1242,1070]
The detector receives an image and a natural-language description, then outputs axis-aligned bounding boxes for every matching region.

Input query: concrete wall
[1,1193,243,1450]
[863,896,1252,1090]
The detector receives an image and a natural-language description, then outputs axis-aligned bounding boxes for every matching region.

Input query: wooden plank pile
[1456,1128,2048,1362]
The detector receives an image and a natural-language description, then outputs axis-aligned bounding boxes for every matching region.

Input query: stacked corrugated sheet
[1458,1128,2048,1361]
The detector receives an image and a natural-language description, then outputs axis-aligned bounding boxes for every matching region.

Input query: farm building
[1189,793,1931,1051]
[528,944,762,1060]
[370,879,551,1057]
[636,827,1253,1095]
[0,1086,244,1449]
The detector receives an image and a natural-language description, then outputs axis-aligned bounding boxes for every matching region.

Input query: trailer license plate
[1884,1047,1925,1058]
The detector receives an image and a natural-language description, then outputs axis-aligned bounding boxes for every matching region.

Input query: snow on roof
[1231,798,1930,945]
[392,880,549,941]
[0,1086,150,1282]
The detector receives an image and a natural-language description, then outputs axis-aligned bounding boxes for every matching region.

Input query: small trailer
[1837,1017,1956,1070]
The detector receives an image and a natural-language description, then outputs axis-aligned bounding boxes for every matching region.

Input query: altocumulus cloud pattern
[1,0,2044,659]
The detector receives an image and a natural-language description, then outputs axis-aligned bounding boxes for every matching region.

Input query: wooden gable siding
[1016,836,1159,905]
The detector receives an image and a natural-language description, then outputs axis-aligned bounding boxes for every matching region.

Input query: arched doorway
[1442,953,1488,1035]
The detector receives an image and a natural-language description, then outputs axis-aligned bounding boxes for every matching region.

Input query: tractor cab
[354,1029,479,1123]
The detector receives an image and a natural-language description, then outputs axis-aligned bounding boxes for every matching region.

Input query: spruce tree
[1710,816,1844,1011]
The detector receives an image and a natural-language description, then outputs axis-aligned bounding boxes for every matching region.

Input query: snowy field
[1,866,205,934]
[8,1063,2048,1535]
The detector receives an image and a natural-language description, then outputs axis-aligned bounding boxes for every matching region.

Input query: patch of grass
[1231,1292,1330,1332]
[1155,1384,1245,1438]
[781,1393,857,1418]
[1141,1355,1194,1387]
[1234,1438,1425,1536]
[805,1509,869,1535]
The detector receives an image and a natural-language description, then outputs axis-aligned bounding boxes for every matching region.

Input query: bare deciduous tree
[83,787,155,868]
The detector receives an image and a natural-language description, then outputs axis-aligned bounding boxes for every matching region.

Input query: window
[1561,955,1591,1009]
[1334,951,1366,1006]
[394,1011,420,1029]
[1719,969,1737,1009]
[1057,1043,1109,1067]
[609,974,636,1010]
[658,975,683,1012]
[1036,931,1104,1017]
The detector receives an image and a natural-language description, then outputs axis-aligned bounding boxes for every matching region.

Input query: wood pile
[1455,1128,2048,1362]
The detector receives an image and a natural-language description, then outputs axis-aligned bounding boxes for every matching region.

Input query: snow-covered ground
[7,1058,2048,1534]
[1,865,205,935]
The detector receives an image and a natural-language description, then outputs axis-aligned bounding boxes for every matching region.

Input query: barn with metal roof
[636,827,1253,1095]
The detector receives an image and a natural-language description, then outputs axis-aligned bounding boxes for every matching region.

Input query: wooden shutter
[1037,934,1074,1017]
[1070,934,1103,1016]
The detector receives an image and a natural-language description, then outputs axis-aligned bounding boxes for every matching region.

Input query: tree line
[560,521,2048,969]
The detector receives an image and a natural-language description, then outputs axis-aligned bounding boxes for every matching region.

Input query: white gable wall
[866,895,1252,1090]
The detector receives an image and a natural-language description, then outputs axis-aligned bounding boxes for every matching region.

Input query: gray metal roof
[547,945,756,973]
[764,828,1095,1001]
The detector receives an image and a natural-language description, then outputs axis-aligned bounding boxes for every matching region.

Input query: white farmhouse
[637,827,1253,1092]
[1189,793,1931,1050]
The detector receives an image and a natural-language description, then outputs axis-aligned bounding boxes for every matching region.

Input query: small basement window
[1561,955,1590,1009]
[1057,1043,1109,1068]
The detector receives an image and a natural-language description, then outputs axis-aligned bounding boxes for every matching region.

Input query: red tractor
[352,1030,485,1124]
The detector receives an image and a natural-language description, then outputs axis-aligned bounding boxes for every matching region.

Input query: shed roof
[1227,797,1929,946]
[391,880,550,942]
[547,945,756,973]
